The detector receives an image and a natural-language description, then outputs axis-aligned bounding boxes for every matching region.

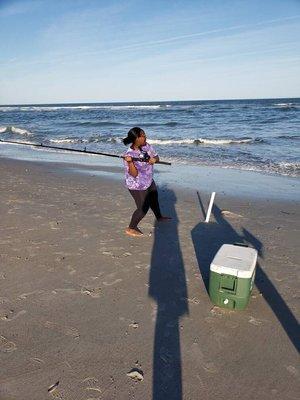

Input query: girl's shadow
[148,187,189,400]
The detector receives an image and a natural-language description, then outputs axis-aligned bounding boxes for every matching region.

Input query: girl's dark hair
[123,127,144,146]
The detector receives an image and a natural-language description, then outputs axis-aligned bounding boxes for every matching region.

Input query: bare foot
[125,228,144,237]
[157,216,172,222]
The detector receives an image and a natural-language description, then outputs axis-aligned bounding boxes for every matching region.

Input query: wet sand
[0,157,299,400]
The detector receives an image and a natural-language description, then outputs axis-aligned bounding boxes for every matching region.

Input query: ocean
[0,98,299,177]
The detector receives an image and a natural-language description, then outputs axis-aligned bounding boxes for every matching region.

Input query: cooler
[209,244,258,310]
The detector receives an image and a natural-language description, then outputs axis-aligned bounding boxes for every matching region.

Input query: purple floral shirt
[123,143,158,190]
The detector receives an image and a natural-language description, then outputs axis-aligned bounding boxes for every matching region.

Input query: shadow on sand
[148,187,189,400]
[191,196,299,353]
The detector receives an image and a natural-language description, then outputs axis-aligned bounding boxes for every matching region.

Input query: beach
[0,156,299,400]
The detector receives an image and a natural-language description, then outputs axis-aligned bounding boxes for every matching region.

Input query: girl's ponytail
[123,127,144,146]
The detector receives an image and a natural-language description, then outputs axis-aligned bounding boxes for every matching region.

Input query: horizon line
[0,95,299,107]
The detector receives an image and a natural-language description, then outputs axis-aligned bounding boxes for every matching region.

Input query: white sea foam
[197,138,253,145]
[0,107,18,112]
[11,126,32,135]
[99,105,164,110]
[148,139,195,145]
[49,138,84,144]
[274,103,297,109]
[277,161,300,175]
[0,104,164,112]
[0,126,33,136]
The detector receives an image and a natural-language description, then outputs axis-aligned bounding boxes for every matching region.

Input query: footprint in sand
[103,279,122,287]
[49,389,66,400]
[191,343,218,373]
[18,290,44,300]
[81,377,102,397]
[248,316,263,326]
[30,357,45,365]
[1,309,27,321]
[129,322,139,329]
[102,251,114,256]
[82,377,99,387]
[44,321,80,339]
[286,365,299,377]
[81,287,102,298]
[210,306,234,316]
[0,335,17,352]
[221,210,243,218]
[185,297,200,305]
[66,265,76,275]
[52,288,79,295]
[49,221,61,230]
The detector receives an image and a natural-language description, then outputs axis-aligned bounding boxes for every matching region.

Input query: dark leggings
[128,181,162,229]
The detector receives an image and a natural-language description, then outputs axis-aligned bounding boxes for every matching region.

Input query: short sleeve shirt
[124,143,158,190]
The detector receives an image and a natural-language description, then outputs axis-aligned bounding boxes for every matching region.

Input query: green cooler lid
[210,244,257,278]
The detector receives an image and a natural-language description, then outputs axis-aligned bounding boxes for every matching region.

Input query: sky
[0,0,299,104]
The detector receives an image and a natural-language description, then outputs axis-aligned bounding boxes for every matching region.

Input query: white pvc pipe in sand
[205,192,216,223]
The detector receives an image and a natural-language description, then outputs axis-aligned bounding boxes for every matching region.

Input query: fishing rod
[0,139,171,165]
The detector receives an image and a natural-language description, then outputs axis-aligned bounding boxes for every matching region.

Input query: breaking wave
[148,137,264,145]
[273,103,298,109]
[0,104,167,112]
[48,138,82,144]
[48,135,120,145]
[0,126,33,136]
[47,136,265,146]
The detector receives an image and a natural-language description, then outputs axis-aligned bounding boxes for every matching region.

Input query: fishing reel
[137,151,150,162]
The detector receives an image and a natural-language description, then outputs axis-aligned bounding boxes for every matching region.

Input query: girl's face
[135,131,147,147]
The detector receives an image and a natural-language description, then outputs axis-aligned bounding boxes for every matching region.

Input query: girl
[123,127,170,237]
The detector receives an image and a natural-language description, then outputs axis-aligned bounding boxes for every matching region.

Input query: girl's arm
[148,155,159,164]
[125,156,138,177]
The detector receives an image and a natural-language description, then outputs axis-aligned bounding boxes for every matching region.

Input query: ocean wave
[276,161,300,176]
[148,139,194,145]
[48,138,84,144]
[278,135,300,140]
[62,120,181,128]
[220,163,299,177]
[194,138,258,145]
[48,135,119,145]
[273,103,298,109]
[21,106,101,111]
[62,120,128,127]
[0,126,33,136]
[148,137,263,146]
[108,105,162,110]
[170,157,300,178]
[0,104,166,112]
[143,121,180,127]
[0,107,19,112]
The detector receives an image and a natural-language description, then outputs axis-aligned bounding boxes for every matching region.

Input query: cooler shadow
[148,187,189,400]
[191,200,299,353]
[196,191,206,220]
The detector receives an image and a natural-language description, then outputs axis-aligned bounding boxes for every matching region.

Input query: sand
[0,157,299,400]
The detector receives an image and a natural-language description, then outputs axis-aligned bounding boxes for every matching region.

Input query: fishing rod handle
[122,156,171,166]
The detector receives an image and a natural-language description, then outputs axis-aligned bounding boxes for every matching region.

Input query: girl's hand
[125,156,133,163]
[148,157,156,165]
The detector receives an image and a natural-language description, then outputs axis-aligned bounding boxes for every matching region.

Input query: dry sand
[0,157,299,400]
